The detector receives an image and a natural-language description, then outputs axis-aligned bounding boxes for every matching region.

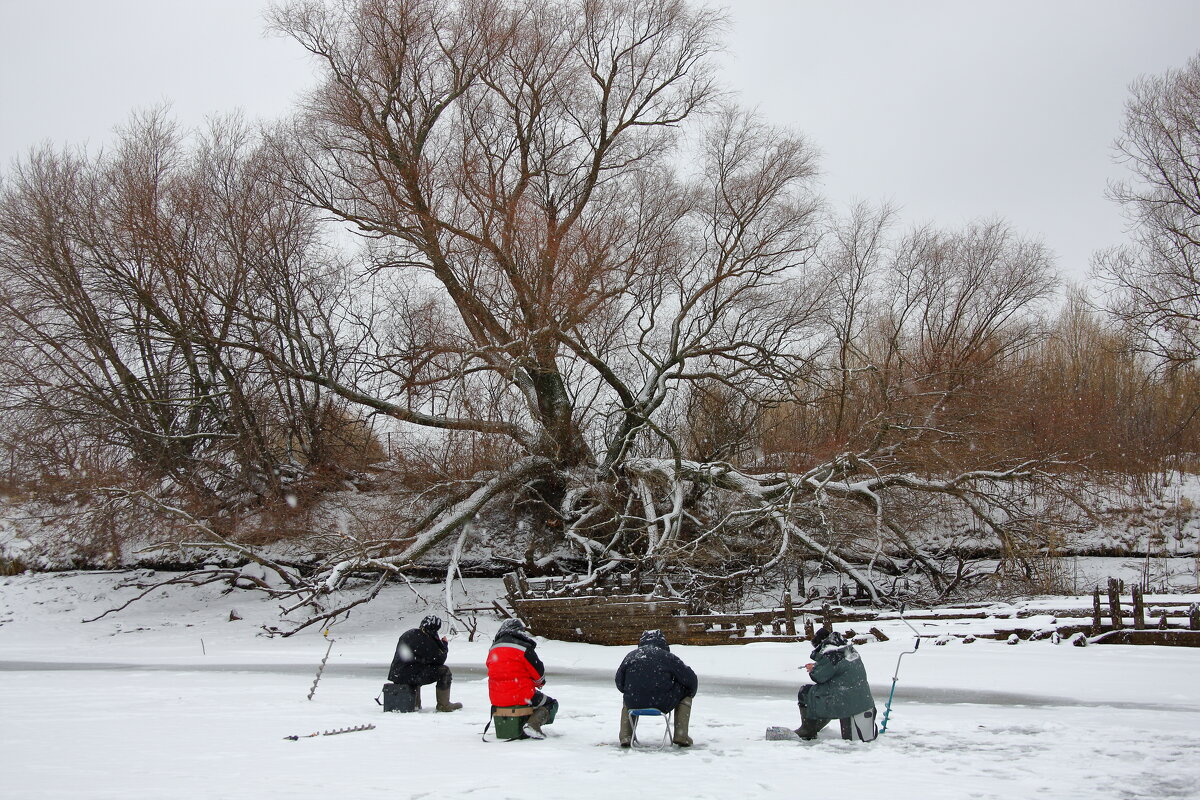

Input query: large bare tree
[1,0,1077,631]
[164,0,1072,630]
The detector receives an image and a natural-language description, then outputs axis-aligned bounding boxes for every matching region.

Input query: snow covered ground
[2,572,1199,800]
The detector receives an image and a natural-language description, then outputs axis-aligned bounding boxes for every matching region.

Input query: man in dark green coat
[795,628,877,741]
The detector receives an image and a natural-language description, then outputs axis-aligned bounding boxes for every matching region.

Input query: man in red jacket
[486,619,558,735]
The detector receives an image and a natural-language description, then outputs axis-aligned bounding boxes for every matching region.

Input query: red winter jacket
[486,633,544,706]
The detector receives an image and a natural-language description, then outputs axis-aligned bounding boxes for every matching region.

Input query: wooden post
[1132,585,1145,629]
[803,618,815,640]
[771,620,782,636]
[1190,603,1199,631]
[783,591,797,636]
[502,572,521,601]
[1158,614,1168,630]
[1107,577,1123,629]
[1092,588,1102,634]
[821,602,834,632]
[516,568,530,598]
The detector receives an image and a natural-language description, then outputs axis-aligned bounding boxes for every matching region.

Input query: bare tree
[1095,51,1200,370]
[135,0,1075,632]
[3,0,1082,630]
[0,110,373,507]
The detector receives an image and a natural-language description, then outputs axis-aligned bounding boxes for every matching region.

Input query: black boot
[795,707,830,740]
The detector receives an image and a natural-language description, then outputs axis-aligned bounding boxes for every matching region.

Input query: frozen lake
[2,572,1198,799]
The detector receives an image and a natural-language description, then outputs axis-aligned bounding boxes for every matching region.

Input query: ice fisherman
[387,615,463,712]
[795,627,878,741]
[486,618,559,735]
[614,629,698,747]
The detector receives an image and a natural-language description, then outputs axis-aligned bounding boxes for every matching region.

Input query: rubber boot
[435,686,462,712]
[672,696,693,747]
[619,705,633,748]
[794,707,831,740]
[526,705,551,736]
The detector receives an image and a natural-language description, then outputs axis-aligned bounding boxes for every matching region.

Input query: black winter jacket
[614,630,698,712]
[388,626,449,686]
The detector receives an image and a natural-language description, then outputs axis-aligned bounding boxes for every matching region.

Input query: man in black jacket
[388,615,462,712]
[614,629,698,747]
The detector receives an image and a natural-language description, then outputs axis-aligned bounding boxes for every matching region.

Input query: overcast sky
[2,1,1199,282]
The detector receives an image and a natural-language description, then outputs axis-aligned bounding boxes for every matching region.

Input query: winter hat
[420,615,442,632]
[639,629,669,649]
[811,626,832,649]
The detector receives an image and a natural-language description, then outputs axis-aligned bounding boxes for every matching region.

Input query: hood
[495,618,536,647]
[497,619,526,638]
[810,630,849,658]
[639,629,669,650]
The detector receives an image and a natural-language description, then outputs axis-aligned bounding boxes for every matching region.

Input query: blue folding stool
[628,708,673,749]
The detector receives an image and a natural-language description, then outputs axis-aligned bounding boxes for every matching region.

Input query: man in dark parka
[388,615,462,711]
[796,627,877,741]
[614,629,699,747]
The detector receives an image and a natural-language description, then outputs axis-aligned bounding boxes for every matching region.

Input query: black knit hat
[811,625,832,649]
[420,615,442,632]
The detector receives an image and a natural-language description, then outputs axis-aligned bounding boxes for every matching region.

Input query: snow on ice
[1,571,1199,799]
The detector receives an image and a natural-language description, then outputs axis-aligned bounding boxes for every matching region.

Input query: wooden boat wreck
[501,570,817,646]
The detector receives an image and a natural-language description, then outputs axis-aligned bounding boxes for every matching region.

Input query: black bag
[382,682,419,712]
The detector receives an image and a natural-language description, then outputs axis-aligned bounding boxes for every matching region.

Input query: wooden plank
[514,601,691,614]
[1107,577,1124,629]
[783,591,796,636]
[1091,629,1200,647]
[512,595,689,609]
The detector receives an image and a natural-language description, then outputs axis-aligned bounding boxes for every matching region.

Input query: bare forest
[2,1,1200,631]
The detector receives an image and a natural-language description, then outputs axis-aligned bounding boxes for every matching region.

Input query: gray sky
[2,1,1199,281]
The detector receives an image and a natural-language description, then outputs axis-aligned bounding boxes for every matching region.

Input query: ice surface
[1,572,1199,799]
